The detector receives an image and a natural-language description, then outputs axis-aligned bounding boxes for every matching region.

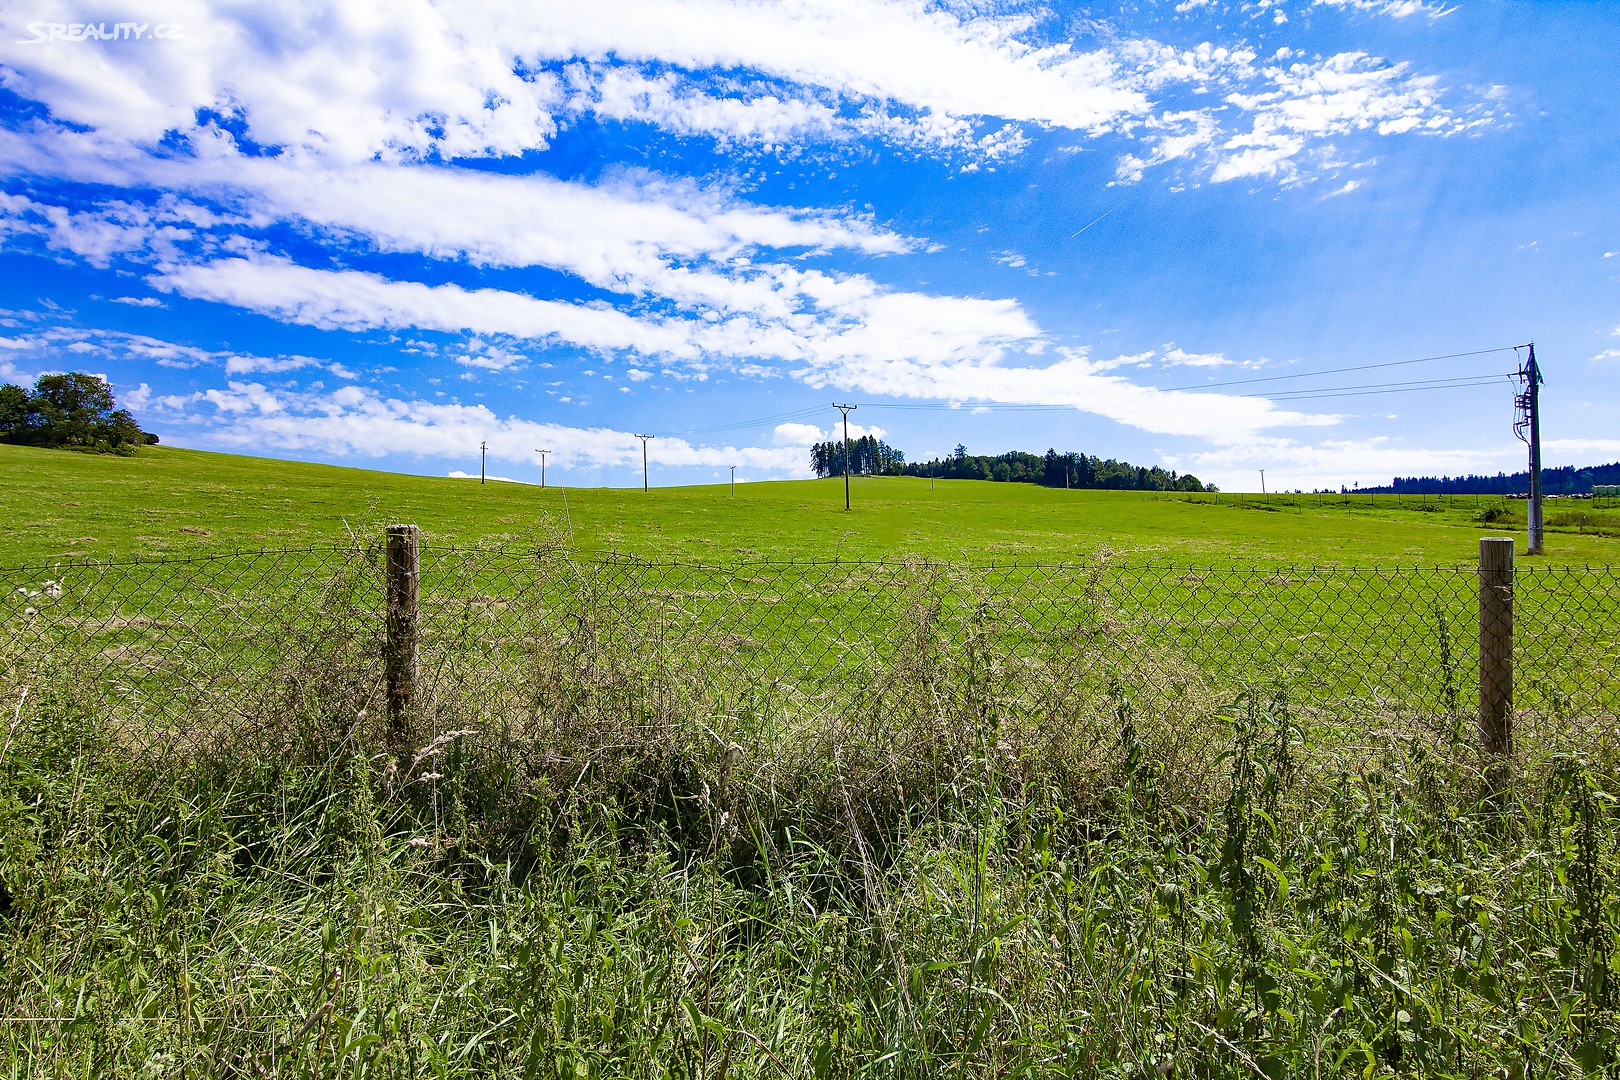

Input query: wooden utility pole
[384,523,420,744]
[634,434,653,492]
[534,448,551,489]
[833,403,857,511]
[480,441,488,485]
[1478,536,1514,760]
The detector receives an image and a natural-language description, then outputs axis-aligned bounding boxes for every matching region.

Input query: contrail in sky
[1071,203,1122,239]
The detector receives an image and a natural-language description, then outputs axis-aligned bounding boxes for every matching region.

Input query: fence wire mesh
[2,540,1616,765]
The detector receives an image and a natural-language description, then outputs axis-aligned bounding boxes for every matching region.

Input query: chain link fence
[2,536,1617,769]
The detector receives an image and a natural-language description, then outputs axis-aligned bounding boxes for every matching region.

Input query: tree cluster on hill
[1362,462,1620,496]
[809,435,906,478]
[0,372,156,454]
[810,439,1211,492]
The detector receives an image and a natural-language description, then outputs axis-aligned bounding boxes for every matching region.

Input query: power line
[1255,372,1519,401]
[1252,378,1513,403]
[1158,345,1525,393]
[859,402,1072,413]
[656,404,830,438]
[632,344,1528,439]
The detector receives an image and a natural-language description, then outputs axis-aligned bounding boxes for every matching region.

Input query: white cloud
[1164,436,1518,493]
[773,422,824,445]
[0,323,359,381]
[0,0,1481,185]
[1544,438,1620,459]
[524,0,1151,136]
[1591,349,1620,362]
[0,1,564,163]
[453,339,528,371]
[146,255,1338,442]
[1206,52,1486,186]
[1313,0,1456,21]
[1161,346,1236,367]
[448,470,523,483]
[111,295,164,307]
[151,255,698,356]
[136,379,815,475]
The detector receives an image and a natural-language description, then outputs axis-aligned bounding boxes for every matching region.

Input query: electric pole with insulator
[480,441,488,485]
[534,448,551,489]
[833,403,857,511]
[730,464,736,497]
[1513,343,1544,554]
[634,434,654,492]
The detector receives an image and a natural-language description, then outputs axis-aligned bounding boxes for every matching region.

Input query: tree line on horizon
[1361,461,1620,496]
[810,438,1212,492]
[0,372,155,454]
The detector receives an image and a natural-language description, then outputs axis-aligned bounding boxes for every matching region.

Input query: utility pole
[833,403,857,511]
[634,434,653,493]
[1513,343,1543,554]
[729,464,736,497]
[480,441,488,485]
[534,448,551,489]
[1259,469,1266,495]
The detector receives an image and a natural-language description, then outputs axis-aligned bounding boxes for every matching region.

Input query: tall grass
[3,576,1619,1077]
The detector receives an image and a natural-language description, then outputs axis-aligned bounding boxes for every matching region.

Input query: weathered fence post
[385,524,420,744]
[1478,537,1514,762]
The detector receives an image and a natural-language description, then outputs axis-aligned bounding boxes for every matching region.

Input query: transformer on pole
[1512,344,1543,554]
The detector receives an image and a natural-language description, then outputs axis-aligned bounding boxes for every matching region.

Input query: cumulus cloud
[135,379,814,475]
[773,422,824,445]
[144,255,1338,442]
[0,323,359,382]
[1164,435,1520,493]
[0,0,1505,477]
[0,0,1482,181]
[1161,346,1238,368]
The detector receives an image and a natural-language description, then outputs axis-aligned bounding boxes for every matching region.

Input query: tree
[0,372,154,453]
[0,383,32,439]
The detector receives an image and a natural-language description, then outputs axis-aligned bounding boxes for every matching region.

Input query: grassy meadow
[3,442,1618,567]
[4,443,1620,1077]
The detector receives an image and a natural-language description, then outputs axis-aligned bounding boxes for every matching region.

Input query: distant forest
[1363,462,1620,495]
[809,438,1212,492]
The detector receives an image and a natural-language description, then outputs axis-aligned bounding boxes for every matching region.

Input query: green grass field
[3,442,1618,567]
[7,443,1620,1076]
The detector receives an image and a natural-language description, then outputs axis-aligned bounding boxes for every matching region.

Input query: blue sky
[0,0,1615,491]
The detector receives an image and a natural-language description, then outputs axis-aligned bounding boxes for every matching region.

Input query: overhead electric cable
[1252,378,1515,403]
[642,344,1527,438]
[1156,345,1525,393]
[1254,372,1519,400]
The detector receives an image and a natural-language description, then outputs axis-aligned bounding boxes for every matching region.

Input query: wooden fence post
[385,524,420,744]
[1478,536,1514,761]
